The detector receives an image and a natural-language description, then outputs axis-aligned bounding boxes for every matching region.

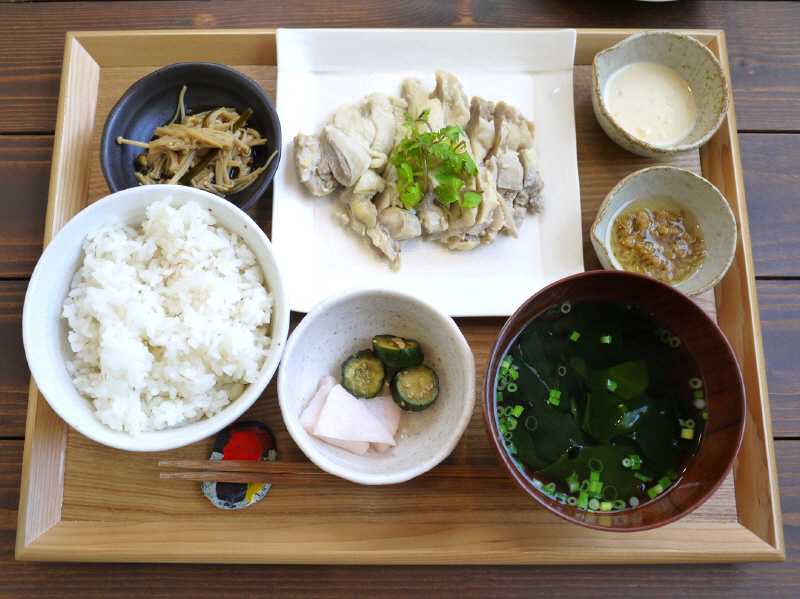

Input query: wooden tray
[16,28,784,564]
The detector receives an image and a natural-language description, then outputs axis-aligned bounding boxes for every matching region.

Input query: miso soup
[494,298,706,512]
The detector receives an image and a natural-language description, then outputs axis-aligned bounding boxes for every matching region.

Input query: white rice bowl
[62,198,273,435]
[23,185,289,452]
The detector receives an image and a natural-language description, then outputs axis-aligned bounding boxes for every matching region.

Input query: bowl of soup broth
[483,270,745,531]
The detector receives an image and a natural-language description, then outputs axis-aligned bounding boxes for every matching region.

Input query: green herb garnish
[389,110,482,212]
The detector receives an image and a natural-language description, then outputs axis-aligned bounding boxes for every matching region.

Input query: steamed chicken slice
[293,133,338,196]
[430,70,471,130]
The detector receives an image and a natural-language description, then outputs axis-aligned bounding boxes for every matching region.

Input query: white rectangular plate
[273,28,583,317]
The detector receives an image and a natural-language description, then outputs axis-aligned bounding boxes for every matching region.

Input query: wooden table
[1,1,797,596]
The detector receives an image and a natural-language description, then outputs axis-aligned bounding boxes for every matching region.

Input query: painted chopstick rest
[202,421,277,510]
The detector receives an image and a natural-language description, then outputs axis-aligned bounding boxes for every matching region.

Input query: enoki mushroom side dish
[117,86,277,197]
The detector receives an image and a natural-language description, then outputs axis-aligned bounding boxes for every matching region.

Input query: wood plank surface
[757,280,800,438]
[0,2,798,132]
[740,135,800,277]
[0,281,29,438]
[0,138,50,277]
[0,439,796,597]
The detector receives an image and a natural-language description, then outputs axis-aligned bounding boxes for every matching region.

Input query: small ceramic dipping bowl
[591,166,737,297]
[277,287,476,485]
[483,270,745,532]
[592,31,729,158]
[100,62,281,212]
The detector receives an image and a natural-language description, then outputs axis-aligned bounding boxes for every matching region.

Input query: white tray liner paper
[274,28,582,317]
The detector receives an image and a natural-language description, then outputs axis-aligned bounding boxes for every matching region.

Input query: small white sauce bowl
[22,185,290,452]
[592,30,729,158]
[277,287,476,485]
[590,166,737,297]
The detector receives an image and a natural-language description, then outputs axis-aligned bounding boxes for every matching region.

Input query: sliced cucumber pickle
[391,364,439,412]
[372,335,424,368]
[342,350,385,398]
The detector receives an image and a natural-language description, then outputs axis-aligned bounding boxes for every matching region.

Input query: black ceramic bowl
[99,62,281,212]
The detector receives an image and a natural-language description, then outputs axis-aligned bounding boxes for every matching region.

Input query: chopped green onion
[525,416,538,431]
[496,407,504,417]
[590,471,600,482]
[634,472,652,482]
[532,479,543,489]
[570,331,580,342]
[503,431,513,441]
[703,412,708,420]
[613,500,626,510]
[681,428,695,440]
[589,458,603,472]
[600,501,613,511]
[622,458,631,468]
[685,419,696,430]
[658,476,672,489]
[693,398,707,410]
[558,366,567,377]
[689,377,703,389]
[588,498,600,510]
[694,390,704,400]
[567,473,580,493]
[556,492,567,503]
[507,442,517,455]
[602,485,618,501]
[660,331,672,343]
[606,379,617,392]
[589,480,603,494]
[511,405,524,418]
[567,496,578,506]
[509,368,519,380]
[580,480,590,493]
[577,497,589,510]
[506,417,517,431]
[499,422,507,436]
[647,487,659,500]
[561,302,571,314]
[630,455,641,470]
[496,391,504,403]
[503,406,513,416]
[669,336,681,348]
[544,483,556,495]
[653,483,664,495]
[600,335,612,344]
[579,490,589,500]
[629,496,640,507]
[506,382,518,393]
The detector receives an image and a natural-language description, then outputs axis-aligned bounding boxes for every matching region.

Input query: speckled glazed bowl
[591,31,729,158]
[277,287,475,485]
[591,166,737,296]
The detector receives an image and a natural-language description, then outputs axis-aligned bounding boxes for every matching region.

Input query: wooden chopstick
[158,460,511,487]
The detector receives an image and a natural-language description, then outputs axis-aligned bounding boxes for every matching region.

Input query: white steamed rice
[62,197,273,435]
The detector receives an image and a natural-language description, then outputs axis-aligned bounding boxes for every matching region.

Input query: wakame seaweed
[495,298,706,512]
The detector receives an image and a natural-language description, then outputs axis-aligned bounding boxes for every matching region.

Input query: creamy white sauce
[604,62,697,146]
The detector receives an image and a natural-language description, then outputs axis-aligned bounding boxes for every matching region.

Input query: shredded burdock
[117,86,278,197]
